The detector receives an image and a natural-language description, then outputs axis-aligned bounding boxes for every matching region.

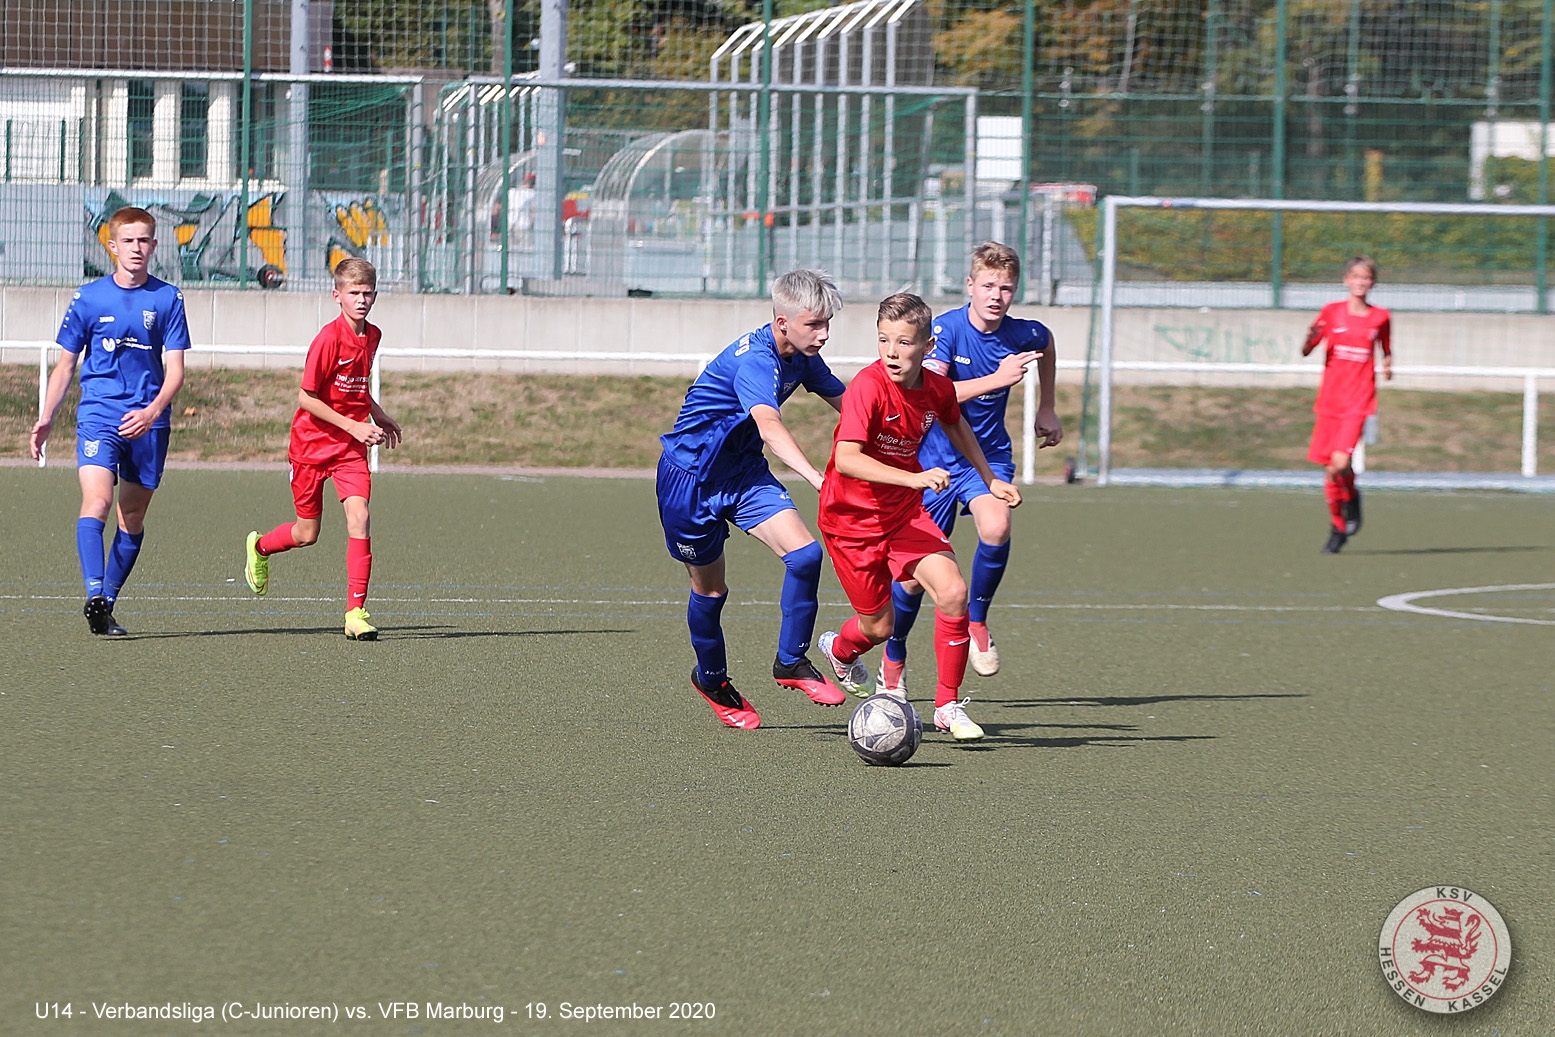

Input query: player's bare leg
[748,510,845,706]
[965,493,1014,675]
[908,551,983,741]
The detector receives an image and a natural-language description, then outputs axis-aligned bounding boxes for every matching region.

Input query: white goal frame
[1095,195,1555,487]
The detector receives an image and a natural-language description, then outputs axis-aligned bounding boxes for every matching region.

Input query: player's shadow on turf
[129,625,634,639]
[976,726,1217,750]
[1004,693,1305,709]
[1348,545,1546,556]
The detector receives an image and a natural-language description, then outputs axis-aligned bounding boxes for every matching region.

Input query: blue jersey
[57,275,191,431]
[917,305,1051,472]
[659,324,846,481]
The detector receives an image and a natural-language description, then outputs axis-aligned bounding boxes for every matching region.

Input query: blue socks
[105,529,145,605]
[969,540,1010,625]
[776,542,823,665]
[76,517,106,598]
[885,583,924,663]
[688,591,729,685]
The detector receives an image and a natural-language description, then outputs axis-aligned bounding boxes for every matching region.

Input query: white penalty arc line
[1377,583,1555,626]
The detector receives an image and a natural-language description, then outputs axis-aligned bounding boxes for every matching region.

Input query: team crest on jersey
[920,412,936,432]
[143,309,156,330]
[83,439,100,457]
[1379,886,1511,1014]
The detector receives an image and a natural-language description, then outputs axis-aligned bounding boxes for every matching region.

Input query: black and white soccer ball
[847,693,922,766]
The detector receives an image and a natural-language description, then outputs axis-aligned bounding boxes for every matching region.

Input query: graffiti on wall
[325,197,390,274]
[88,190,291,288]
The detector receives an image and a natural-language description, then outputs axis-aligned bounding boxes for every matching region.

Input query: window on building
[180,82,209,179]
[127,80,154,179]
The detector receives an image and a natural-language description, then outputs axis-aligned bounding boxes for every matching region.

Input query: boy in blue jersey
[30,207,190,636]
[881,242,1062,693]
[658,269,850,729]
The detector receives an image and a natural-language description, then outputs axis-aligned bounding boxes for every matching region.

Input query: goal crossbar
[1095,196,1555,487]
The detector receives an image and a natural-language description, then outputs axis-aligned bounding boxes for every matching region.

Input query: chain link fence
[3,1,1553,298]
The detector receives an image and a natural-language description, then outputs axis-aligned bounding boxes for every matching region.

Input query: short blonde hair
[969,241,1020,283]
[1346,254,1378,281]
[771,268,842,320]
[333,256,377,290]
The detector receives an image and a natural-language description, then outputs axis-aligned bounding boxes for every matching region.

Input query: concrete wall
[4,285,1551,391]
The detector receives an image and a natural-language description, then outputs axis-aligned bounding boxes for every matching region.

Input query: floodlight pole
[1270,0,1287,308]
[498,0,514,292]
[1018,0,1034,298]
[289,0,310,287]
[1538,0,1552,313]
[756,0,772,294]
[238,0,254,289]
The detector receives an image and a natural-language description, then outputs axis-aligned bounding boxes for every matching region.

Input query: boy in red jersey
[815,293,1021,742]
[241,258,402,638]
[1303,255,1391,554]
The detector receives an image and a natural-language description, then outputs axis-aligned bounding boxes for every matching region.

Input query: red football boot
[691,667,762,729]
[772,654,846,706]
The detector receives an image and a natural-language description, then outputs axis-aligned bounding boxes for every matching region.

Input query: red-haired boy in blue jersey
[30,206,190,636]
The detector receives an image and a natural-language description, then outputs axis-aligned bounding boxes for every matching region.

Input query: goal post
[1093,195,1555,487]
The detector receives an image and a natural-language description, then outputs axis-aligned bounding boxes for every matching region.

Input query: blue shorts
[657,454,796,566]
[76,425,170,490]
[923,461,1015,536]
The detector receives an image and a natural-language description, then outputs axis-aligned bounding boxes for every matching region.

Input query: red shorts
[1307,412,1366,465]
[288,455,371,519]
[822,509,954,616]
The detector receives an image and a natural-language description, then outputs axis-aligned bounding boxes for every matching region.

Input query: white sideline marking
[5,592,1375,613]
[1376,583,1555,626]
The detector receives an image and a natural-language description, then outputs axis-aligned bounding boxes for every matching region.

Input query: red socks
[256,522,298,555]
[347,537,372,610]
[1324,478,1345,532]
[833,615,879,663]
[934,612,970,708]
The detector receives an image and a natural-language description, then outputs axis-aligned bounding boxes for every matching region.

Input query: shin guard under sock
[104,528,144,604]
[968,540,1010,625]
[687,591,729,685]
[346,537,371,610]
[76,517,106,598]
[885,584,923,664]
[776,542,823,666]
[934,612,971,708]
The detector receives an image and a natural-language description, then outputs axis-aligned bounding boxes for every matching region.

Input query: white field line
[1376,583,1555,626]
[2,592,1379,613]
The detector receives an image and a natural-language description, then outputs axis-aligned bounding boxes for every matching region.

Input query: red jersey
[289,314,381,466]
[1310,300,1391,417]
[818,360,962,538]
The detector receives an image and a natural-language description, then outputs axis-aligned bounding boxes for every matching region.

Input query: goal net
[1081,195,1555,491]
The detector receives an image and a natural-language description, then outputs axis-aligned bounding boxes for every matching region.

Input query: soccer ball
[847,694,922,766]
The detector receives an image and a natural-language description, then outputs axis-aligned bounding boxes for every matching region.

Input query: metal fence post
[1097,195,1118,486]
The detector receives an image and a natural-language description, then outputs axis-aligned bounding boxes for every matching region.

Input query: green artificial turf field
[2,468,1551,1035]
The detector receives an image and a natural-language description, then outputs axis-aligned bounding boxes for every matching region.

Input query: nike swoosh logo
[948,638,970,646]
[885,414,901,421]
[337,358,352,365]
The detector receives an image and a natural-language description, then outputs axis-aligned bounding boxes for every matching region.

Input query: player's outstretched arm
[950,350,1041,403]
[368,397,402,449]
[943,419,1021,509]
[118,349,185,439]
[832,441,950,494]
[751,404,825,491]
[298,388,386,446]
[1034,345,1063,448]
[29,349,81,459]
